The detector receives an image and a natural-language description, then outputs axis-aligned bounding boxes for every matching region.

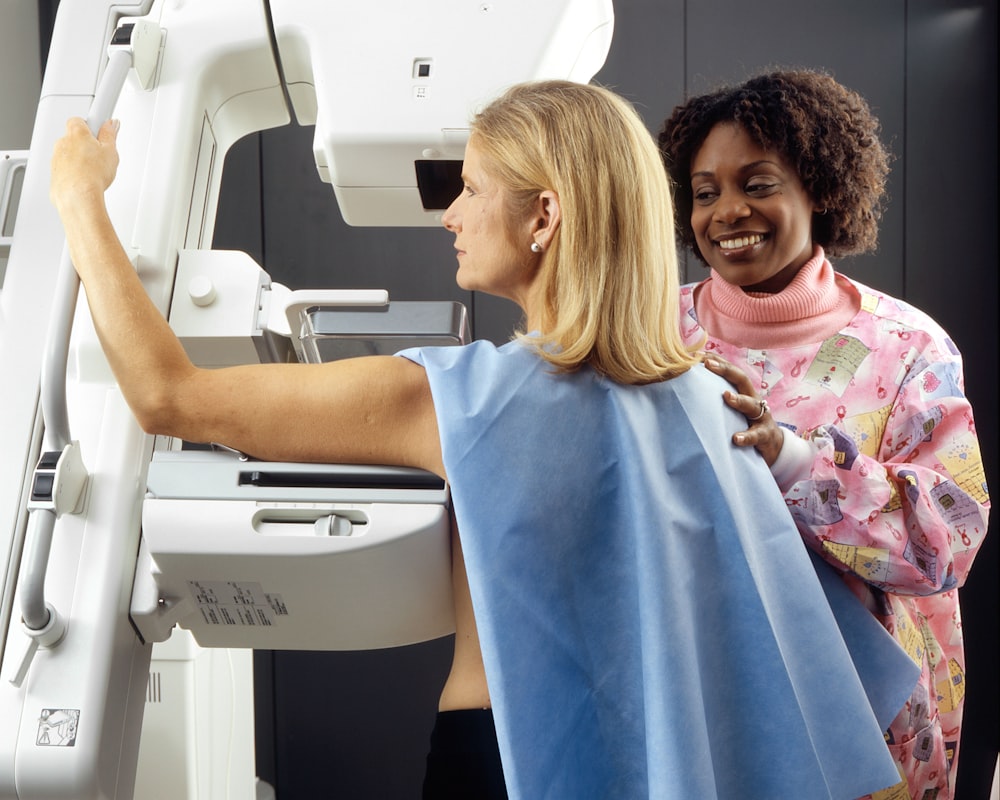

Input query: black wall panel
[212,2,997,797]
[905,4,998,798]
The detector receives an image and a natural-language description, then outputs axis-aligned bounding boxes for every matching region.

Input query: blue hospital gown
[401,338,918,800]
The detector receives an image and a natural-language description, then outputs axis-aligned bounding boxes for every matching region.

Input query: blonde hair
[471,80,698,384]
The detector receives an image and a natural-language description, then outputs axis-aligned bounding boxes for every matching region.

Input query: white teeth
[719,234,764,250]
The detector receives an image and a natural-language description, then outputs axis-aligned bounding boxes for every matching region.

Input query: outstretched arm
[50,118,443,476]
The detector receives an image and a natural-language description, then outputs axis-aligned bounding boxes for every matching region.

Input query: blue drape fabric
[401,340,918,799]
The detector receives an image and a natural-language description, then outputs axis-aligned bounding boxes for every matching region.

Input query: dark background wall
[23,0,997,798]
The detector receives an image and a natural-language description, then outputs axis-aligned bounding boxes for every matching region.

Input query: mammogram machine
[0,2,613,797]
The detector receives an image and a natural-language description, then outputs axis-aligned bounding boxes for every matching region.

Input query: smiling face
[441,138,539,310]
[689,122,820,293]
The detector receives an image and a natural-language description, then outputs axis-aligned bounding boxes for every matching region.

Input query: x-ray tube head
[267,0,615,225]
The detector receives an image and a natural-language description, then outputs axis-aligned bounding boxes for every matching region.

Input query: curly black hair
[657,68,891,261]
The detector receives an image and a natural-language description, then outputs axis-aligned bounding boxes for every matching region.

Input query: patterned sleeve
[783,326,989,597]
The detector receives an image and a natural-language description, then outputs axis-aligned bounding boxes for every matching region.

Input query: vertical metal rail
[18,49,134,638]
[13,16,161,677]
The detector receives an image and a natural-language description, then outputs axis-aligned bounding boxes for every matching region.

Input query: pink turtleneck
[693,246,860,350]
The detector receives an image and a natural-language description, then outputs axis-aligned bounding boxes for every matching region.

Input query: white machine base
[135,632,256,800]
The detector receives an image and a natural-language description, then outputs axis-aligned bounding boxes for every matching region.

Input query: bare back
[438,521,491,711]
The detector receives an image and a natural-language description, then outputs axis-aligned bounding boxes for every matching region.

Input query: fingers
[703,355,756,396]
[97,118,120,143]
[65,116,88,134]
[62,117,118,146]
[723,390,784,465]
[722,389,767,421]
[703,355,784,465]
[732,423,782,461]
[706,355,769,419]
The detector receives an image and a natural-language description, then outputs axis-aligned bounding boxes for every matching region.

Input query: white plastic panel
[269,0,614,224]
[134,633,256,800]
[140,498,454,650]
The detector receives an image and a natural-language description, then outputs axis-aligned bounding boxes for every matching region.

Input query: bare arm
[50,118,443,476]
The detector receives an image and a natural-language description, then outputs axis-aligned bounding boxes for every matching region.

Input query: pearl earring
[530,242,543,253]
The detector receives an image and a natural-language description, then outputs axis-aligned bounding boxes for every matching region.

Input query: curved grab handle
[40,48,134,452]
[21,20,161,639]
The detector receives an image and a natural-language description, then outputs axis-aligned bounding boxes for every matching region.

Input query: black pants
[422,709,508,799]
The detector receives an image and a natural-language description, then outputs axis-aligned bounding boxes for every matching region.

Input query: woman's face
[441,139,536,308]
[689,122,820,293]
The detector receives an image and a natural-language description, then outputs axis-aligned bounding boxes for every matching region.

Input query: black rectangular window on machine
[415,160,463,210]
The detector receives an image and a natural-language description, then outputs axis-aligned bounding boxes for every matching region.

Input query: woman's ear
[530,190,562,252]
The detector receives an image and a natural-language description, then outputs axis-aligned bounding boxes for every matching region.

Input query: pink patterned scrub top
[679,248,990,800]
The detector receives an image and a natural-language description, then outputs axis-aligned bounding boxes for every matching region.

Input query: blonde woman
[52,80,910,799]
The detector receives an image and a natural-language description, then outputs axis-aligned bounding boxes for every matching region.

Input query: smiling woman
[659,68,991,800]
[688,122,820,292]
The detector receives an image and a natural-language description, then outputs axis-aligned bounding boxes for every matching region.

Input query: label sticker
[187,580,289,626]
[37,709,79,746]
